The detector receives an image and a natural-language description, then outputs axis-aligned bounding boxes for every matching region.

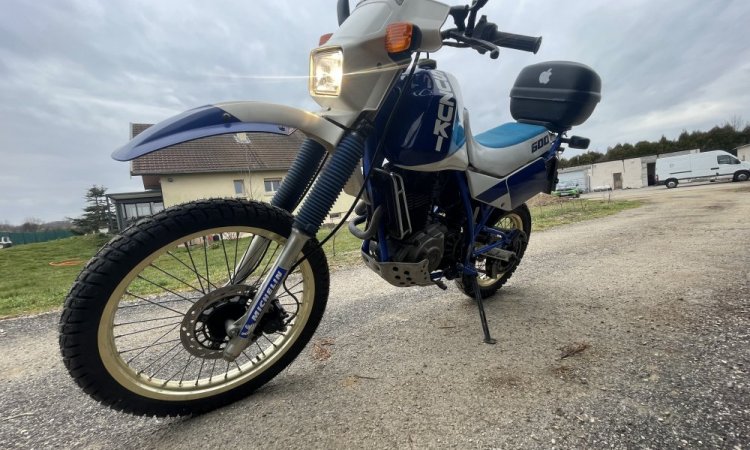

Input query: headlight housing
[309,48,343,97]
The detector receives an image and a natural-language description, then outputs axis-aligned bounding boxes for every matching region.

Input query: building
[108,124,356,230]
[557,165,592,191]
[736,144,750,162]
[108,190,164,231]
[561,149,700,191]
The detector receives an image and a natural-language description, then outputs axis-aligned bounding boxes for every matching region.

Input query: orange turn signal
[385,22,413,53]
[319,33,333,46]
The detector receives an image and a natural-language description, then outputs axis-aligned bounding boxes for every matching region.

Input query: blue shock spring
[271,138,327,212]
[293,131,366,236]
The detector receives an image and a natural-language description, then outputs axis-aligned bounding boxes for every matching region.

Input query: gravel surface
[1,182,748,449]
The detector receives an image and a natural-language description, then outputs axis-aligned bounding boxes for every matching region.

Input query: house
[108,189,165,231]
[108,124,356,230]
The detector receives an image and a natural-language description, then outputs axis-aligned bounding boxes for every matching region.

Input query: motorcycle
[59,0,600,416]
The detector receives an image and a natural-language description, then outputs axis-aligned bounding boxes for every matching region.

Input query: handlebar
[490,30,542,54]
[474,16,542,54]
[444,6,542,58]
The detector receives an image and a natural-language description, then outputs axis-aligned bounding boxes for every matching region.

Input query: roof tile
[129,123,306,175]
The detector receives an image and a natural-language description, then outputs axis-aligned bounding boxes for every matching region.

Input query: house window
[136,202,151,217]
[124,204,137,220]
[152,202,164,214]
[329,212,342,219]
[233,180,245,195]
[264,178,282,193]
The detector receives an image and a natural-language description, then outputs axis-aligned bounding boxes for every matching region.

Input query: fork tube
[231,139,326,283]
[223,229,310,360]
[224,130,367,360]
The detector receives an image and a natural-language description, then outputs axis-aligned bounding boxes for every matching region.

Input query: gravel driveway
[1,182,748,449]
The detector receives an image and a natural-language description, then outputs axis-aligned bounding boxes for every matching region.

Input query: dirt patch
[528,193,567,207]
[483,373,525,389]
[559,341,590,359]
[310,338,335,361]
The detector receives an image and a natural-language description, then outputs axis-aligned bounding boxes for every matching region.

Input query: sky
[1,0,749,224]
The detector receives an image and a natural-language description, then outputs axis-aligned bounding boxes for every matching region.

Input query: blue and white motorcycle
[60,0,600,416]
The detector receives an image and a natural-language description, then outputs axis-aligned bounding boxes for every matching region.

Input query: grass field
[531,198,641,231]
[0,199,639,317]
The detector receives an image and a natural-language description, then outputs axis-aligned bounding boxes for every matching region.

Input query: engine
[378,167,463,272]
[392,222,447,271]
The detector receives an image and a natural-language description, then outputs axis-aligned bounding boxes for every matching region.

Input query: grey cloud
[1,0,749,224]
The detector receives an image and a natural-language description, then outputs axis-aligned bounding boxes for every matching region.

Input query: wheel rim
[97,226,316,401]
[476,213,524,288]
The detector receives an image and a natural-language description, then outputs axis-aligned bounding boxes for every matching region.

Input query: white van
[655,150,750,188]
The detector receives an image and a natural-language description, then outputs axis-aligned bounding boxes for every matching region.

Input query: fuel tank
[384,67,467,171]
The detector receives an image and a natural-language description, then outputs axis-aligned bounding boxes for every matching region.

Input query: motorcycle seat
[474,122,548,149]
[466,121,550,178]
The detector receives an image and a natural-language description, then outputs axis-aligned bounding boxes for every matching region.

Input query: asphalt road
[1,182,748,449]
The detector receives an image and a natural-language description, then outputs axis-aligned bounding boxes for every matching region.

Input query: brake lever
[445,30,499,59]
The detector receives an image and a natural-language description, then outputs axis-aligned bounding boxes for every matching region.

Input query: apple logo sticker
[539,68,552,84]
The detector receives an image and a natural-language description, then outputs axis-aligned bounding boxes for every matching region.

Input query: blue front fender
[112,101,345,161]
[112,105,294,161]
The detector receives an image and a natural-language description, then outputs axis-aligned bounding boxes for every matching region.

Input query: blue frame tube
[361,136,391,262]
[455,171,479,275]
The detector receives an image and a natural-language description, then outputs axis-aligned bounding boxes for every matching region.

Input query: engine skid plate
[361,251,432,287]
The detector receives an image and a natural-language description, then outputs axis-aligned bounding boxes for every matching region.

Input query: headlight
[310,48,343,97]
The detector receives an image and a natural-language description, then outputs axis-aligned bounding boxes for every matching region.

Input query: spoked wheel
[59,199,329,416]
[455,204,532,299]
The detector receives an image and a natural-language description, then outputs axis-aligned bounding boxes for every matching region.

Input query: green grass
[531,199,641,231]
[0,234,110,317]
[0,199,640,317]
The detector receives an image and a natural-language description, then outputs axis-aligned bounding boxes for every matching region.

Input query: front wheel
[734,171,750,182]
[59,199,329,416]
[455,204,532,299]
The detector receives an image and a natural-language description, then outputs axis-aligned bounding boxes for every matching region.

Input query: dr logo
[539,69,552,84]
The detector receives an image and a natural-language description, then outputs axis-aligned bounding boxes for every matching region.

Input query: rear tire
[455,204,532,299]
[665,179,679,189]
[59,199,329,416]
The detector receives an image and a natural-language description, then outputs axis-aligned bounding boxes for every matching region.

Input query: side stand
[471,276,496,344]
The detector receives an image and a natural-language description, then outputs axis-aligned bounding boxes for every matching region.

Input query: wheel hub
[180,285,255,359]
[486,230,528,278]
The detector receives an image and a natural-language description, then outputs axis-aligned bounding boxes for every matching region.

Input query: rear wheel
[455,204,532,299]
[665,179,679,189]
[59,199,329,416]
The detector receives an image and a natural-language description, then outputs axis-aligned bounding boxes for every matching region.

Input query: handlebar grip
[491,30,542,54]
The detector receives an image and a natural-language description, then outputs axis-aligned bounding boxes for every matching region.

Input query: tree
[71,185,115,234]
[19,217,43,232]
[559,151,604,168]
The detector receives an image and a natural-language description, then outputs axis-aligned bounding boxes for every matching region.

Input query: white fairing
[218,102,345,151]
[314,0,450,127]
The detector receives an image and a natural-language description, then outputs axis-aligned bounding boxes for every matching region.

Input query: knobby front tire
[59,199,329,416]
